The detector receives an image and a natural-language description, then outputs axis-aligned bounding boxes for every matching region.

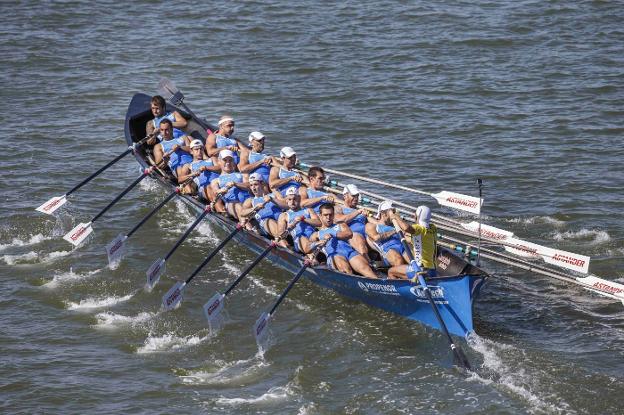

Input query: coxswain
[238,131,277,184]
[299,166,334,212]
[205,115,243,164]
[335,184,372,262]
[365,200,409,271]
[145,95,187,144]
[152,118,193,177]
[176,139,221,199]
[238,173,284,238]
[210,149,251,218]
[276,187,320,253]
[269,146,305,197]
[387,206,438,280]
[310,203,377,278]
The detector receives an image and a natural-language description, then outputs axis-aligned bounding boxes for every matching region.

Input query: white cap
[248,131,265,143]
[280,146,296,158]
[219,149,235,159]
[376,200,393,219]
[248,172,263,183]
[285,186,298,196]
[416,205,431,227]
[218,116,234,126]
[342,184,360,195]
[190,139,203,148]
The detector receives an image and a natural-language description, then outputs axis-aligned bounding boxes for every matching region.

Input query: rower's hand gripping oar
[203,220,298,330]
[253,238,329,347]
[62,167,155,247]
[161,224,243,311]
[391,218,472,371]
[299,162,483,215]
[36,136,152,215]
[145,204,212,290]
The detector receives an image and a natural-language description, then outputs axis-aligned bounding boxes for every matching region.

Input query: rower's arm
[335,206,362,224]
[366,222,394,243]
[238,198,255,217]
[205,133,220,157]
[309,231,320,242]
[177,165,194,183]
[232,181,250,191]
[238,151,268,173]
[277,213,288,236]
[172,111,188,130]
[153,143,164,167]
[392,214,414,234]
[145,120,158,145]
[336,223,353,240]
[303,209,322,227]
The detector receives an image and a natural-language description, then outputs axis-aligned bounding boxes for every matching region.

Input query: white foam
[0,233,49,251]
[551,228,610,244]
[2,251,39,265]
[44,267,103,288]
[139,177,160,192]
[506,216,565,227]
[66,292,135,311]
[180,351,267,385]
[136,332,210,354]
[215,385,292,406]
[93,311,156,329]
[467,334,569,414]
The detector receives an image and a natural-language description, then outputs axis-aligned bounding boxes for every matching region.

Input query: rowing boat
[124,92,489,338]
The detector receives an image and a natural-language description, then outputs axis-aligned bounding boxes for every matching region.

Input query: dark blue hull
[124,93,488,338]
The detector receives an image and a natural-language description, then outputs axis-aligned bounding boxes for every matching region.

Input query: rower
[335,184,372,262]
[176,139,221,200]
[152,118,193,177]
[387,206,438,280]
[210,149,251,218]
[276,187,320,253]
[238,131,276,184]
[299,166,334,212]
[310,203,377,278]
[365,200,409,271]
[205,115,242,164]
[145,95,187,144]
[269,146,305,197]
[238,173,283,238]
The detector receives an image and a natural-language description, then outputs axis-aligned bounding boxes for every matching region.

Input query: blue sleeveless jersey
[286,209,314,240]
[319,225,357,260]
[248,152,270,182]
[160,137,192,172]
[342,206,367,235]
[277,168,301,195]
[306,188,328,213]
[375,224,404,254]
[153,112,184,139]
[190,160,218,188]
[217,172,249,203]
[215,134,240,164]
[252,196,282,221]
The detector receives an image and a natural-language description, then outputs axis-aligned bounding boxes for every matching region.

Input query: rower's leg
[387,264,408,279]
[226,202,240,220]
[203,186,217,202]
[349,233,371,262]
[213,199,226,213]
[386,249,407,267]
[332,255,354,274]
[349,255,378,278]
[266,219,280,238]
[298,236,312,254]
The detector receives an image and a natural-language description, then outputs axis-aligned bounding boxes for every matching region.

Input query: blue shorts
[349,222,366,236]
[370,239,405,266]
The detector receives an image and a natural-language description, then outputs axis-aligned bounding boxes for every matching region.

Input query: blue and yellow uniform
[406,223,438,278]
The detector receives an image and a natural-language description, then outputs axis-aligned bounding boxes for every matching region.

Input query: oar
[62,167,154,247]
[161,224,243,311]
[203,222,298,330]
[105,188,181,267]
[158,78,211,131]
[253,239,328,346]
[145,204,212,290]
[299,162,482,215]
[438,235,624,305]
[391,219,471,370]
[36,136,151,215]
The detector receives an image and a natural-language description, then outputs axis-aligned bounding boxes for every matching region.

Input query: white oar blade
[433,191,482,215]
[203,293,225,328]
[36,195,67,215]
[542,247,590,274]
[162,281,186,311]
[254,312,271,346]
[503,237,543,259]
[63,222,93,247]
[145,258,166,291]
[461,222,514,241]
[577,276,624,303]
[106,233,127,267]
